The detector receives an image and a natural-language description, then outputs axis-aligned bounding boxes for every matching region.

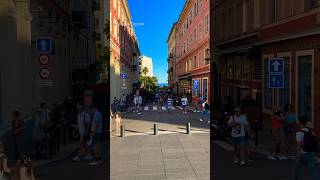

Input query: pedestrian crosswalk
[141,105,179,111]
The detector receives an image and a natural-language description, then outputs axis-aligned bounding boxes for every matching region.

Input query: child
[114,112,122,136]
[0,141,11,180]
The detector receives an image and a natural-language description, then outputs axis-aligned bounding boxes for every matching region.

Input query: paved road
[34,140,108,180]
[212,140,320,180]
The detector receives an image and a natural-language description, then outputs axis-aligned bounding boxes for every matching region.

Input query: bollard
[120,125,125,137]
[254,120,258,146]
[186,122,191,134]
[154,123,158,135]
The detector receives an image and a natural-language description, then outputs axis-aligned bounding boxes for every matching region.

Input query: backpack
[204,103,209,110]
[300,128,319,152]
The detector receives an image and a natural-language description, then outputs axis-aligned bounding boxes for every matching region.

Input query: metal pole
[121,125,125,137]
[186,122,191,134]
[154,123,158,135]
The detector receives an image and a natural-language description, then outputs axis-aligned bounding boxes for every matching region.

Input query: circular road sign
[39,54,50,65]
[39,68,51,79]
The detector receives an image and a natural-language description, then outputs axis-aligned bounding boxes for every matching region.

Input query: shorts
[182,105,187,108]
[92,133,102,145]
[232,136,246,145]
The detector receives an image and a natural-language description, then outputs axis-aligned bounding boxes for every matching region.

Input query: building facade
[140,55,153,77]
[110,0,140,102]
[212,0,320,133]
[175,0,210,102]
[167,23,177,93]
[0,0,97,127]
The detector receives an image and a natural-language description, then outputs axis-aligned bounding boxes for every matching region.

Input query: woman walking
[114,112,122,137]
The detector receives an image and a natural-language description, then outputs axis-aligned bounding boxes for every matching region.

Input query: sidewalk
[110,133,210,180]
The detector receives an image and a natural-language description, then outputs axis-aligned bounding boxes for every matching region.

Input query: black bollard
[186,122,191,134]
[121,125,125,137]
[154,123,158,135]
[254,120,258,146]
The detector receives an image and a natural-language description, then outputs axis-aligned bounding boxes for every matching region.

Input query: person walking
[73,104,92,162]
[109,107,113,132]
[11,111,25,160]
[0,141,11,180]
[268,110,288,160]
[293,117,319,180]
[167,96,173,113]
[181,95,188,114]
[114,112,122,137]
[137,94,143,115]
[283,104,297,156]
[32,110,45,160]
[228,107,249,166]
[88,105,103,166]
[200,98,210,123]
[133,93,139,113]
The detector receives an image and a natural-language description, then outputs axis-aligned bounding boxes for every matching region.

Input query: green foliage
[139,75,158,91]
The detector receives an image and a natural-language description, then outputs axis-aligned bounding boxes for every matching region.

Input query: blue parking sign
[120,73,128,79]
[193,80,199,90]
[36,37,52,53]
[269,74,284,88]
[269,58,284,73]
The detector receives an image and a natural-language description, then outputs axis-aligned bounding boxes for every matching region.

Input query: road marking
[214,140,234,151]
[162,106,167,110]
[144,106,148,111]
[171,107,175,110]
[177,106,183,110]
[153,106,157,110]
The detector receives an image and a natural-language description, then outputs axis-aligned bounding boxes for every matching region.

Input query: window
[304,0,319,11]
[205,15,209,33]
[203,79,208,99]
[199,23,202,41]
[194,3,197,16]
[194,29,196,45]
[278,57,290,109]
[190,11,193,24]
[243,59,251,80]
[269,0,276,23]
[234,57,241,79]
[243,0,249,32]
[227,58,233,78]
[189,59,192,71]
[205,48,210,65]
[297,55,312,122]
[185,61,188,72]
[194,56,197,68]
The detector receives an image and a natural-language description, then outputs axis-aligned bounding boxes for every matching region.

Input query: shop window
[202,79,208,99]
[297,55,312,122]
[234,57,241,80]
[243,59,251,80]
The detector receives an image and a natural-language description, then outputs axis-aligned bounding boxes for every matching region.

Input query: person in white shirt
[181,95,188,114]
[73,104,91,162]
[228,107,248,166]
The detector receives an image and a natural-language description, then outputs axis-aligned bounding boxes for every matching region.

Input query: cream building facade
[140,55,153,77]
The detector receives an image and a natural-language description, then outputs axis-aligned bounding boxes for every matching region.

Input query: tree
[142,67,149,88]
[139,75,158,91]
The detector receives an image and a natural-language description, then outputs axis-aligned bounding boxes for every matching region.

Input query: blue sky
[128,0,185,83]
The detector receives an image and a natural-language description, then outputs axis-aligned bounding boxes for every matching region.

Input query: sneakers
[268,155,277,160]
[89,161,99,166]
[240,161,246,166]
[248,158,255,162]
[278,156,288,160]
[73,156,80,162]
[233,158,239,164]
[200,118,203,122]
[83,154,93,160]
[208,121,210,123]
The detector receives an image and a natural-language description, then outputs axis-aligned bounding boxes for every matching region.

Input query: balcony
[72,11,86,29]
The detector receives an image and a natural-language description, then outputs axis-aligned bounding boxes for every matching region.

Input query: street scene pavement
[110,105,210,180]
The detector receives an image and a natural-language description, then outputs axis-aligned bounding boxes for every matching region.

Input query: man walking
[200,98,210,123]
[167,96,173,113]
[181,95,188,114]
[293,118,319,180]
[228,107,249,166]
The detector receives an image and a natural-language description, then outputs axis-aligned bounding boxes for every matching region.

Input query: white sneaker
[200,118,203,122]
[89,161,99,166]
[208,121,210,123]
[233,158,239,164]
[73,156,80,162]
[268,155,277,160]
[83,154,93,160]
[240,161,246,166]
[97,159,103,163]
[278,156,288,160]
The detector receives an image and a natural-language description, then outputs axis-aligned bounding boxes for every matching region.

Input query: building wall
[175,0,210,101]
[110,0,140,102]
[167,23,177,93]
[140,55,153,77]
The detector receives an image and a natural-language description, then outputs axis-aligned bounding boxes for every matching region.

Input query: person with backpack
[0,141,11,180]
[228,107,249,166]
[293,117,319,180]
[181,95,188,114]
[200,98,210,123]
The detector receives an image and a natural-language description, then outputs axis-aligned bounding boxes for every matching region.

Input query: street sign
[269,74,284,88]
[39,68,51,79]
[120,73,128,79]
[39,54,50,65]
[36,37,52,53]
[269,58,284,73]
[193,80,199,90]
